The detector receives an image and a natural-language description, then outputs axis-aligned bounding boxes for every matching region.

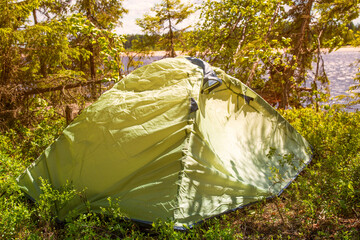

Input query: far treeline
[1,0,360,130]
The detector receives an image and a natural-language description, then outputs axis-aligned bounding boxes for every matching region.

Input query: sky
[116,0,202,35]
[116,0,360,35]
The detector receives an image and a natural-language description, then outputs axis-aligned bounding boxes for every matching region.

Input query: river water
[321,48,360,111]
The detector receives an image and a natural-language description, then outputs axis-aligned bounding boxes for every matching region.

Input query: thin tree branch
[22,80,105,96]
[246,2,281,87]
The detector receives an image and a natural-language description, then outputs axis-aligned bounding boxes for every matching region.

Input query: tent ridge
[173,106,198,221]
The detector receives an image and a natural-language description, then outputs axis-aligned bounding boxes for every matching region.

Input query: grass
[1,106,359,239]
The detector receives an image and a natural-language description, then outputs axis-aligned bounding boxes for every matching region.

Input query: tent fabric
[17,57,312,229]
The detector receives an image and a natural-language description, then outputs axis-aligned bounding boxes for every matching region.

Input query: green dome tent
[17,57,312,229]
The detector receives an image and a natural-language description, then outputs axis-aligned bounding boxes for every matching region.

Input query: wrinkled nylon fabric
[17,57,311,228]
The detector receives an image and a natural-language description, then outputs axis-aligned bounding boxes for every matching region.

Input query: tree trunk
[280,0,314,109]
[281,77,290,108]
[88,39,97,98]
[65,105,73,125]
[166,0,176,58]
[33,9,38,24]
[84,0,98,98]
[168,17,176,57]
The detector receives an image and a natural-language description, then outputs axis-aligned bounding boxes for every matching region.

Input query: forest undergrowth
[0,104,359,239]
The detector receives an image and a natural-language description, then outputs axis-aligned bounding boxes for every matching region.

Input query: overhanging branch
[22,80,105,96]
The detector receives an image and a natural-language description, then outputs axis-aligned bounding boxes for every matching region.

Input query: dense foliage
[1,107,359,239]
[0,0,127,129]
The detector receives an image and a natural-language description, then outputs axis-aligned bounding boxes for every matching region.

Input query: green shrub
[0,101,66,238]
[281,108,360,237]
[0,153,33,239]
[1,98,66,163]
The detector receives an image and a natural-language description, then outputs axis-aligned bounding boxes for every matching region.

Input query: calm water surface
[321,48,360,111]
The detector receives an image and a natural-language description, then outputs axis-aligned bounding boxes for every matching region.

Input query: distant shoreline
[132,47,360,57]
[328,46,360,52]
